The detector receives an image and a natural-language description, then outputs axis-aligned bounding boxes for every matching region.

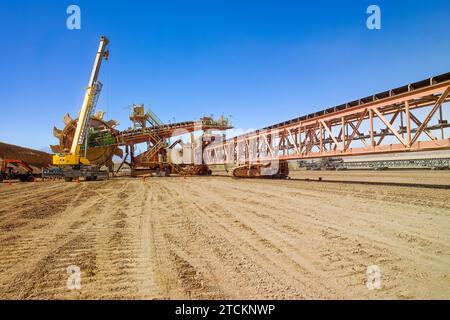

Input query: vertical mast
[70,36,109,155]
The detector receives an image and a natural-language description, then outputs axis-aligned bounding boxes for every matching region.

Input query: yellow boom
[53,36,109,166]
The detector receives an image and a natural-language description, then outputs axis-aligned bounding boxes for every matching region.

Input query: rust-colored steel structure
[116,117,232,173]
[204,72,450,166]
[51,112,121,169]
[109,106,232,175]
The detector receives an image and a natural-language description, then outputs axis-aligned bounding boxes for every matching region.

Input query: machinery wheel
[27,176,35,182]
[85,176,92,181]
[155,168,161,177]
[164,167,171,177]
[65,177,73,182]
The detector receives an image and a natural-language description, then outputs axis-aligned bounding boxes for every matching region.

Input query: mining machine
[49,36,111,181]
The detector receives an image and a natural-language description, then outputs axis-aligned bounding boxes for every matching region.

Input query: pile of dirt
[0,142,52,172]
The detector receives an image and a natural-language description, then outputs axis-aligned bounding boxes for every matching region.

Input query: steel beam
[204,74,450,165]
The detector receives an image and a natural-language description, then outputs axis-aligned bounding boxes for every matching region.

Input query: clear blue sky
[1,0,449,150]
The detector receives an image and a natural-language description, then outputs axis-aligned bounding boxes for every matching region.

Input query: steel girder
[204,75,450,165]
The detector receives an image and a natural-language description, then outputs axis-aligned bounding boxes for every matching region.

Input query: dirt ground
[0,172,449,299]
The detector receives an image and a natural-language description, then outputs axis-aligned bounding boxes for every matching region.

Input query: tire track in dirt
[151,179,315,298]
[211,179,450,263]
[176,180,334,298]
[187,178,450,299]
[143,180,227,299]
[0,180,135,299]
[189,181,344,297]
[1,176,449,299]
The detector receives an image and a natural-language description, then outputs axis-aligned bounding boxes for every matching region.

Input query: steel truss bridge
[204,72,450,165]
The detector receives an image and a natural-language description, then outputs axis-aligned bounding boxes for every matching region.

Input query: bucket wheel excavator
[50,111,122,172]
[47,36,122,181]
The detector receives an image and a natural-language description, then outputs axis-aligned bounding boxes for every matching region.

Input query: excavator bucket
[94,111,106,120]
[64,113,73,125]
[53,127,63,139]
[106,120,118,128]
[50,145,62,153]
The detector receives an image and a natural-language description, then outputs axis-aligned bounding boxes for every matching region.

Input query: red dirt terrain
[0,142,52,172]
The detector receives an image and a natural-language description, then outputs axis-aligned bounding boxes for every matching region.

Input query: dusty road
[0,175,449,299]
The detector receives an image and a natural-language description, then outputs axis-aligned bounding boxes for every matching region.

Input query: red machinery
[112,104,232,177]
[204,72,450,178]
[0,159,36,182]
